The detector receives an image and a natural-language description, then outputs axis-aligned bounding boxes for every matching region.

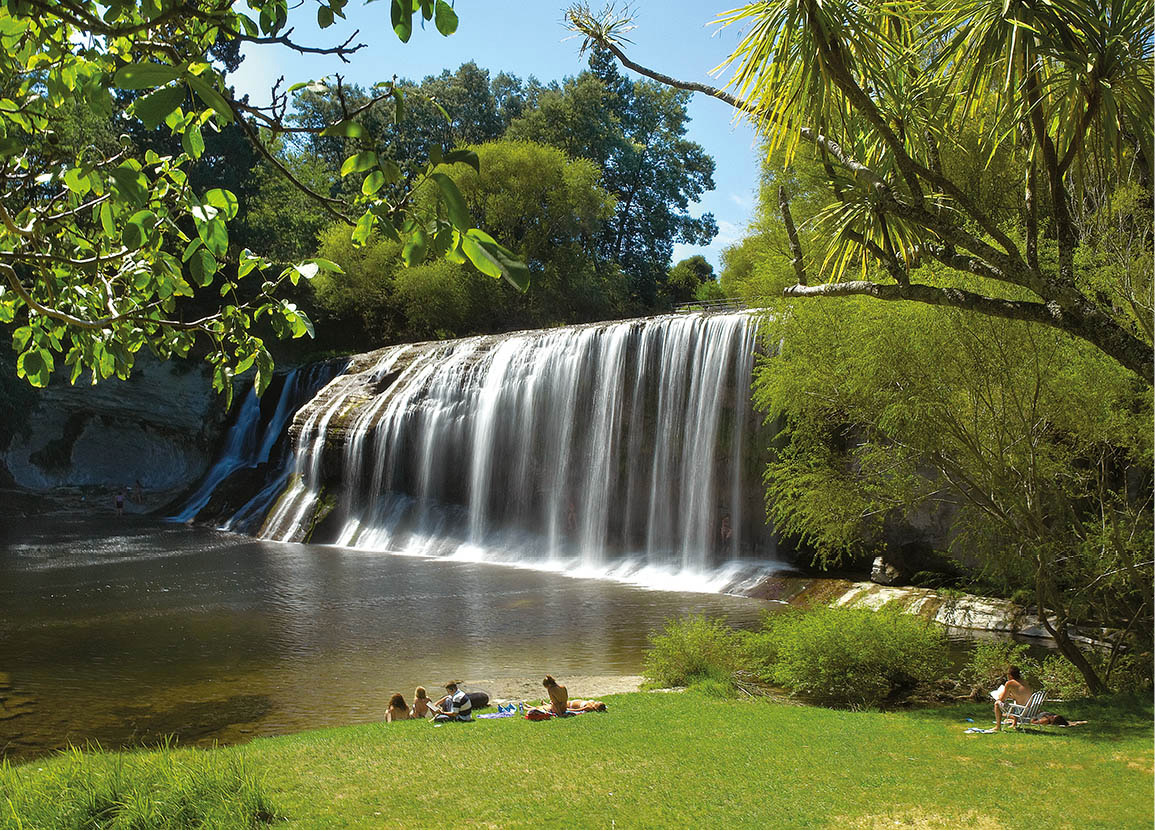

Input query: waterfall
[168,361,345,524]
[254,312,781,590]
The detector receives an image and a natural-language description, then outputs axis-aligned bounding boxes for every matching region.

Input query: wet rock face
[2,356,226,492]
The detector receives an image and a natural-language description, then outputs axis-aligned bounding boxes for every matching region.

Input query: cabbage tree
[566,0,1153,382]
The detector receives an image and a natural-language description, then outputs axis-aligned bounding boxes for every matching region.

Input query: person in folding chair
[993,665,1033,731]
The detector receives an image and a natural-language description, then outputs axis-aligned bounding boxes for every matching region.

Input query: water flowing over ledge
[183,312,792,593]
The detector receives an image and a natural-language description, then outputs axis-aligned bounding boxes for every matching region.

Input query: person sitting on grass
[411,686,433,719]
[542,675,569,715]
[993,665,1032,731]
[432,680,473,722]
[524,675,571,718]
[385,693,410,722]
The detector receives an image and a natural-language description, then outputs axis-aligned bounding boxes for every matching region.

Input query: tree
[312,139,621,345]
[0,0,525,401]
[665,255,715,306]
[756,291,1152,693]
[508,49,718,308]
[565,0,1153,381]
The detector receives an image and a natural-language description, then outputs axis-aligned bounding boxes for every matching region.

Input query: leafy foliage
[756,606,950,707]
[753,288,1153,692]
[962,641,1040,693]
[642,615,743,691]
[0,1,525,402]
[508,48,717,308]
[568,0,1154,379]
[312,140,622,347]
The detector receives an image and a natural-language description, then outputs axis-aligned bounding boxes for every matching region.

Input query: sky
[228,1,766,270]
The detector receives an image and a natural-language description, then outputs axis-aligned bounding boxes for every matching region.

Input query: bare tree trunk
[1036,567,1109,695]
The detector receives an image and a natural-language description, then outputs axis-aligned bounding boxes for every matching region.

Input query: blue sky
[229,2,765,270]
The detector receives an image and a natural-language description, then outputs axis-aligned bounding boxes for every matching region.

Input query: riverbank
[3,691,1150,829]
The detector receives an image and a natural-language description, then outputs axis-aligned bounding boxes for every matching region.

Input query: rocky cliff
[2,357,228,496]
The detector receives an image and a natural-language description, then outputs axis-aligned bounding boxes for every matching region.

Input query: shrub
[643,615,743,688]
[0,744,276,829]
[761,605,950,707]
[1040,654,1091,700]
[1040,651,1153,699]
[962,641,1040,693]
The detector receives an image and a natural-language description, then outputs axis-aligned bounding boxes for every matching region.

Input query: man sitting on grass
[432,680,473,723]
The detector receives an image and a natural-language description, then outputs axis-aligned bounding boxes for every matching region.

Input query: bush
[962,641,1040,693]
[0,744,276,829]
[1040,651,1153,699]
[1039,654,1091,700]
[759,606,950,707]
[643,615,743,689]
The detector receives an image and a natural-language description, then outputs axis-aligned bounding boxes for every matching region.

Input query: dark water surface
[0,518,768,760]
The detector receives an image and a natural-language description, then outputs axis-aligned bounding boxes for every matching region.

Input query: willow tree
[566,0,1153,383]
[0,0,526,400]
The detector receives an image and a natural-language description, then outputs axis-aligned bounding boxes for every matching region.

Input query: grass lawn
[3,693,1151,829]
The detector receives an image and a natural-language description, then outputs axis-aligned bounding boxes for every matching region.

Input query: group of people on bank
[385,680,474,723]
[385,676,604,724]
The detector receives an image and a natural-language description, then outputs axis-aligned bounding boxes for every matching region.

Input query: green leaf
[352,210,375,246]
[198,217,229,258]
[204,188,239,221]
[463,230,530,291]
[459,233,500,279]
[181,122,205,159]
[99,202,115,237]
[434,0,458,35]
[402,227,428,266]
[443,148,479,173]
[185,75,234,123]
[12,326,32,353]
[133,84,185,129]
[391,0,413,42]
[430,172,470,230]
[189,248,218,286]
[182,237,203,262]
[114,62,180,90]
[381,160,403,183]
[317,4,334,27]
[122,209,157,249]
[254,347,274,397]
[63,168,92,196]
[292,262,319,284]
[308,258,345,274]
[17,347,53,388]
[321,119,366,138]
[341,151,379,177]
[238,249,262,279]
[362,169,386,196]
[108,164,148,207]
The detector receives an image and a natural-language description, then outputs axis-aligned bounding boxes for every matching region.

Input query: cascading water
[254,312,783,591]
[168,361,345,525]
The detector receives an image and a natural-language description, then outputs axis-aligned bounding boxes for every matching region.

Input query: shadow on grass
[899,693,1153,743]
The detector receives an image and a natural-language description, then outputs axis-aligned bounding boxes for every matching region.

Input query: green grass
[2,693,1151,829]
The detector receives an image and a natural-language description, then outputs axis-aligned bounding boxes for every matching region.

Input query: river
[0,517,768,761]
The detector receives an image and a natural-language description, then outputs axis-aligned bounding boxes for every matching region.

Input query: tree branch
[778,186,806,285]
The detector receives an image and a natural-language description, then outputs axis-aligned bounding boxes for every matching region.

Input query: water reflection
[0,518,767,760]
